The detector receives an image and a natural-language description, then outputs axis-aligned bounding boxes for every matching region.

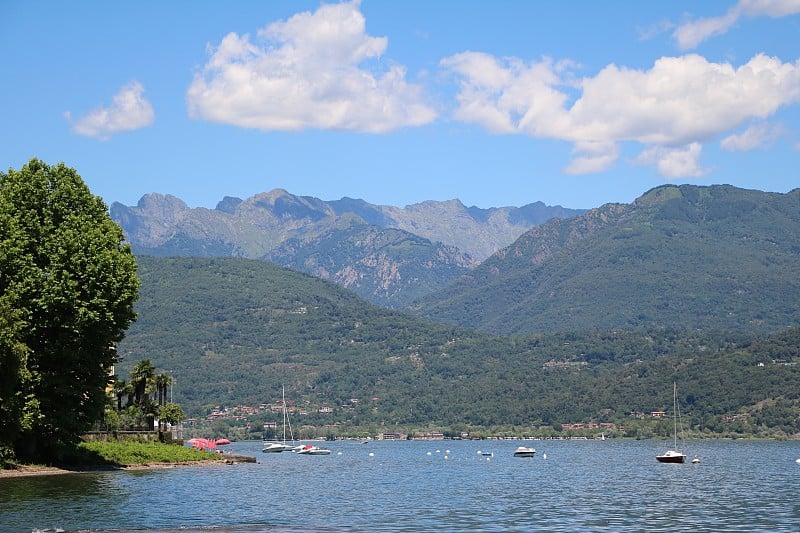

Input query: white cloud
[636,19,675,42]
[442,52,800,178]
[68,81,154,140]
[672,9,740,50]
[565,141,619,175]
[635,143,708,179]
[673,0,800,49]
[187,0,436,133]
[720,122,783,150]
[442,52,569,138]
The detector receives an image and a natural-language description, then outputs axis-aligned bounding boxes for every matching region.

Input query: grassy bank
[77,440,219,466]
[1,440,221,473]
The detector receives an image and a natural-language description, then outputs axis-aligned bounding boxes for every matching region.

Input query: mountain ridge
[110,189,585,306]
[412,184,800,334]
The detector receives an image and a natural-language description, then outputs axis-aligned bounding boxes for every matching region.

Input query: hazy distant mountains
[413,184,800,334]
[111,184,800,334]
[110,189,584,307]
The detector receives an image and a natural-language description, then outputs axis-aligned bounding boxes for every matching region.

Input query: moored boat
[262,442,294,453]
[262,386,296,453]
[656,382,688,464]
[513,446,536,458]
[656,449,687,463]
[294,444,331,455]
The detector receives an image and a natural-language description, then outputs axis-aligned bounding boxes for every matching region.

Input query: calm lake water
[2,439,798,532]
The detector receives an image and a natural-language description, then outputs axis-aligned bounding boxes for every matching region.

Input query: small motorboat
[294,444,331,455]
[513,446,536,458]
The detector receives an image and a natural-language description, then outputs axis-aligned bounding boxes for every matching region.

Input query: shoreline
[0,460,224,478]
[0,454,256,479]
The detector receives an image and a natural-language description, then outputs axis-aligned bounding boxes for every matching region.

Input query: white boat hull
[513,446,536,458]
[294,444,331,455]
[262,442,293,453]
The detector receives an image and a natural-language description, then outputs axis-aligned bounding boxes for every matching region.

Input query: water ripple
[2,440,798,532]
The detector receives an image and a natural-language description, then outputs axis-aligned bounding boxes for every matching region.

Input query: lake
[2,439,798,532]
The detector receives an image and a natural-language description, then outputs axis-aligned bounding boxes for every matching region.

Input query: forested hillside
[412,185,800,335]
[116,256,800,438]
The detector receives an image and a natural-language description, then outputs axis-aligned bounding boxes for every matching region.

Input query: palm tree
[130,360,156,430]
[154,374,173,431]
[112,378,132,412]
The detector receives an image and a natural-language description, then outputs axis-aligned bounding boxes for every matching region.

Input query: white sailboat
[656,382,687,464]
[262,386,295,453]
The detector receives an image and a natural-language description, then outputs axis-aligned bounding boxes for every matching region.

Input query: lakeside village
[188,397,668,442]
[182,357,800,442]
[115,354,797,444]
[192,398,624,441]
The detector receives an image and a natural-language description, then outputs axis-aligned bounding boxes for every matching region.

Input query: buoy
[543,453,547,460]
[368,452,375,457]
[427,451,432,456]
[795,458,800,464]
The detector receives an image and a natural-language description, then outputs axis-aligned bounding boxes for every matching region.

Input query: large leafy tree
[0,159,139,461]
[0,298,34,464]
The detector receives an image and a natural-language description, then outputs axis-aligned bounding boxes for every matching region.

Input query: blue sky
[2,1,799,210]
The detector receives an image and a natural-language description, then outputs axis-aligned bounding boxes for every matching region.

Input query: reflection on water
[1,471,104,502]
[1,440,798,532]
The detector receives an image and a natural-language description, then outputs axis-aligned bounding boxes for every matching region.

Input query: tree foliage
[159,402,185,426]
[107,358,178,432]
[0,159,139,461]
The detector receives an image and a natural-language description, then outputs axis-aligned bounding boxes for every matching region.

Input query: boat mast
[672,382,678,449]
[282,385,287,444]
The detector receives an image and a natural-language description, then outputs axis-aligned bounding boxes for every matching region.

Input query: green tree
[130,359,156,430]
[155,373,172,407]
[159,402,185,427]
[154,373,173,431]
[0,299,36,465]
[0,159,139,461]
[131,360,155,407]
[111,377,132,412]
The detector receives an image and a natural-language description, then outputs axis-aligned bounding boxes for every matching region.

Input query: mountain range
[112,184,800,335]
[110,190,584,307]
[413,184,800,334]
[111,183,800,434]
